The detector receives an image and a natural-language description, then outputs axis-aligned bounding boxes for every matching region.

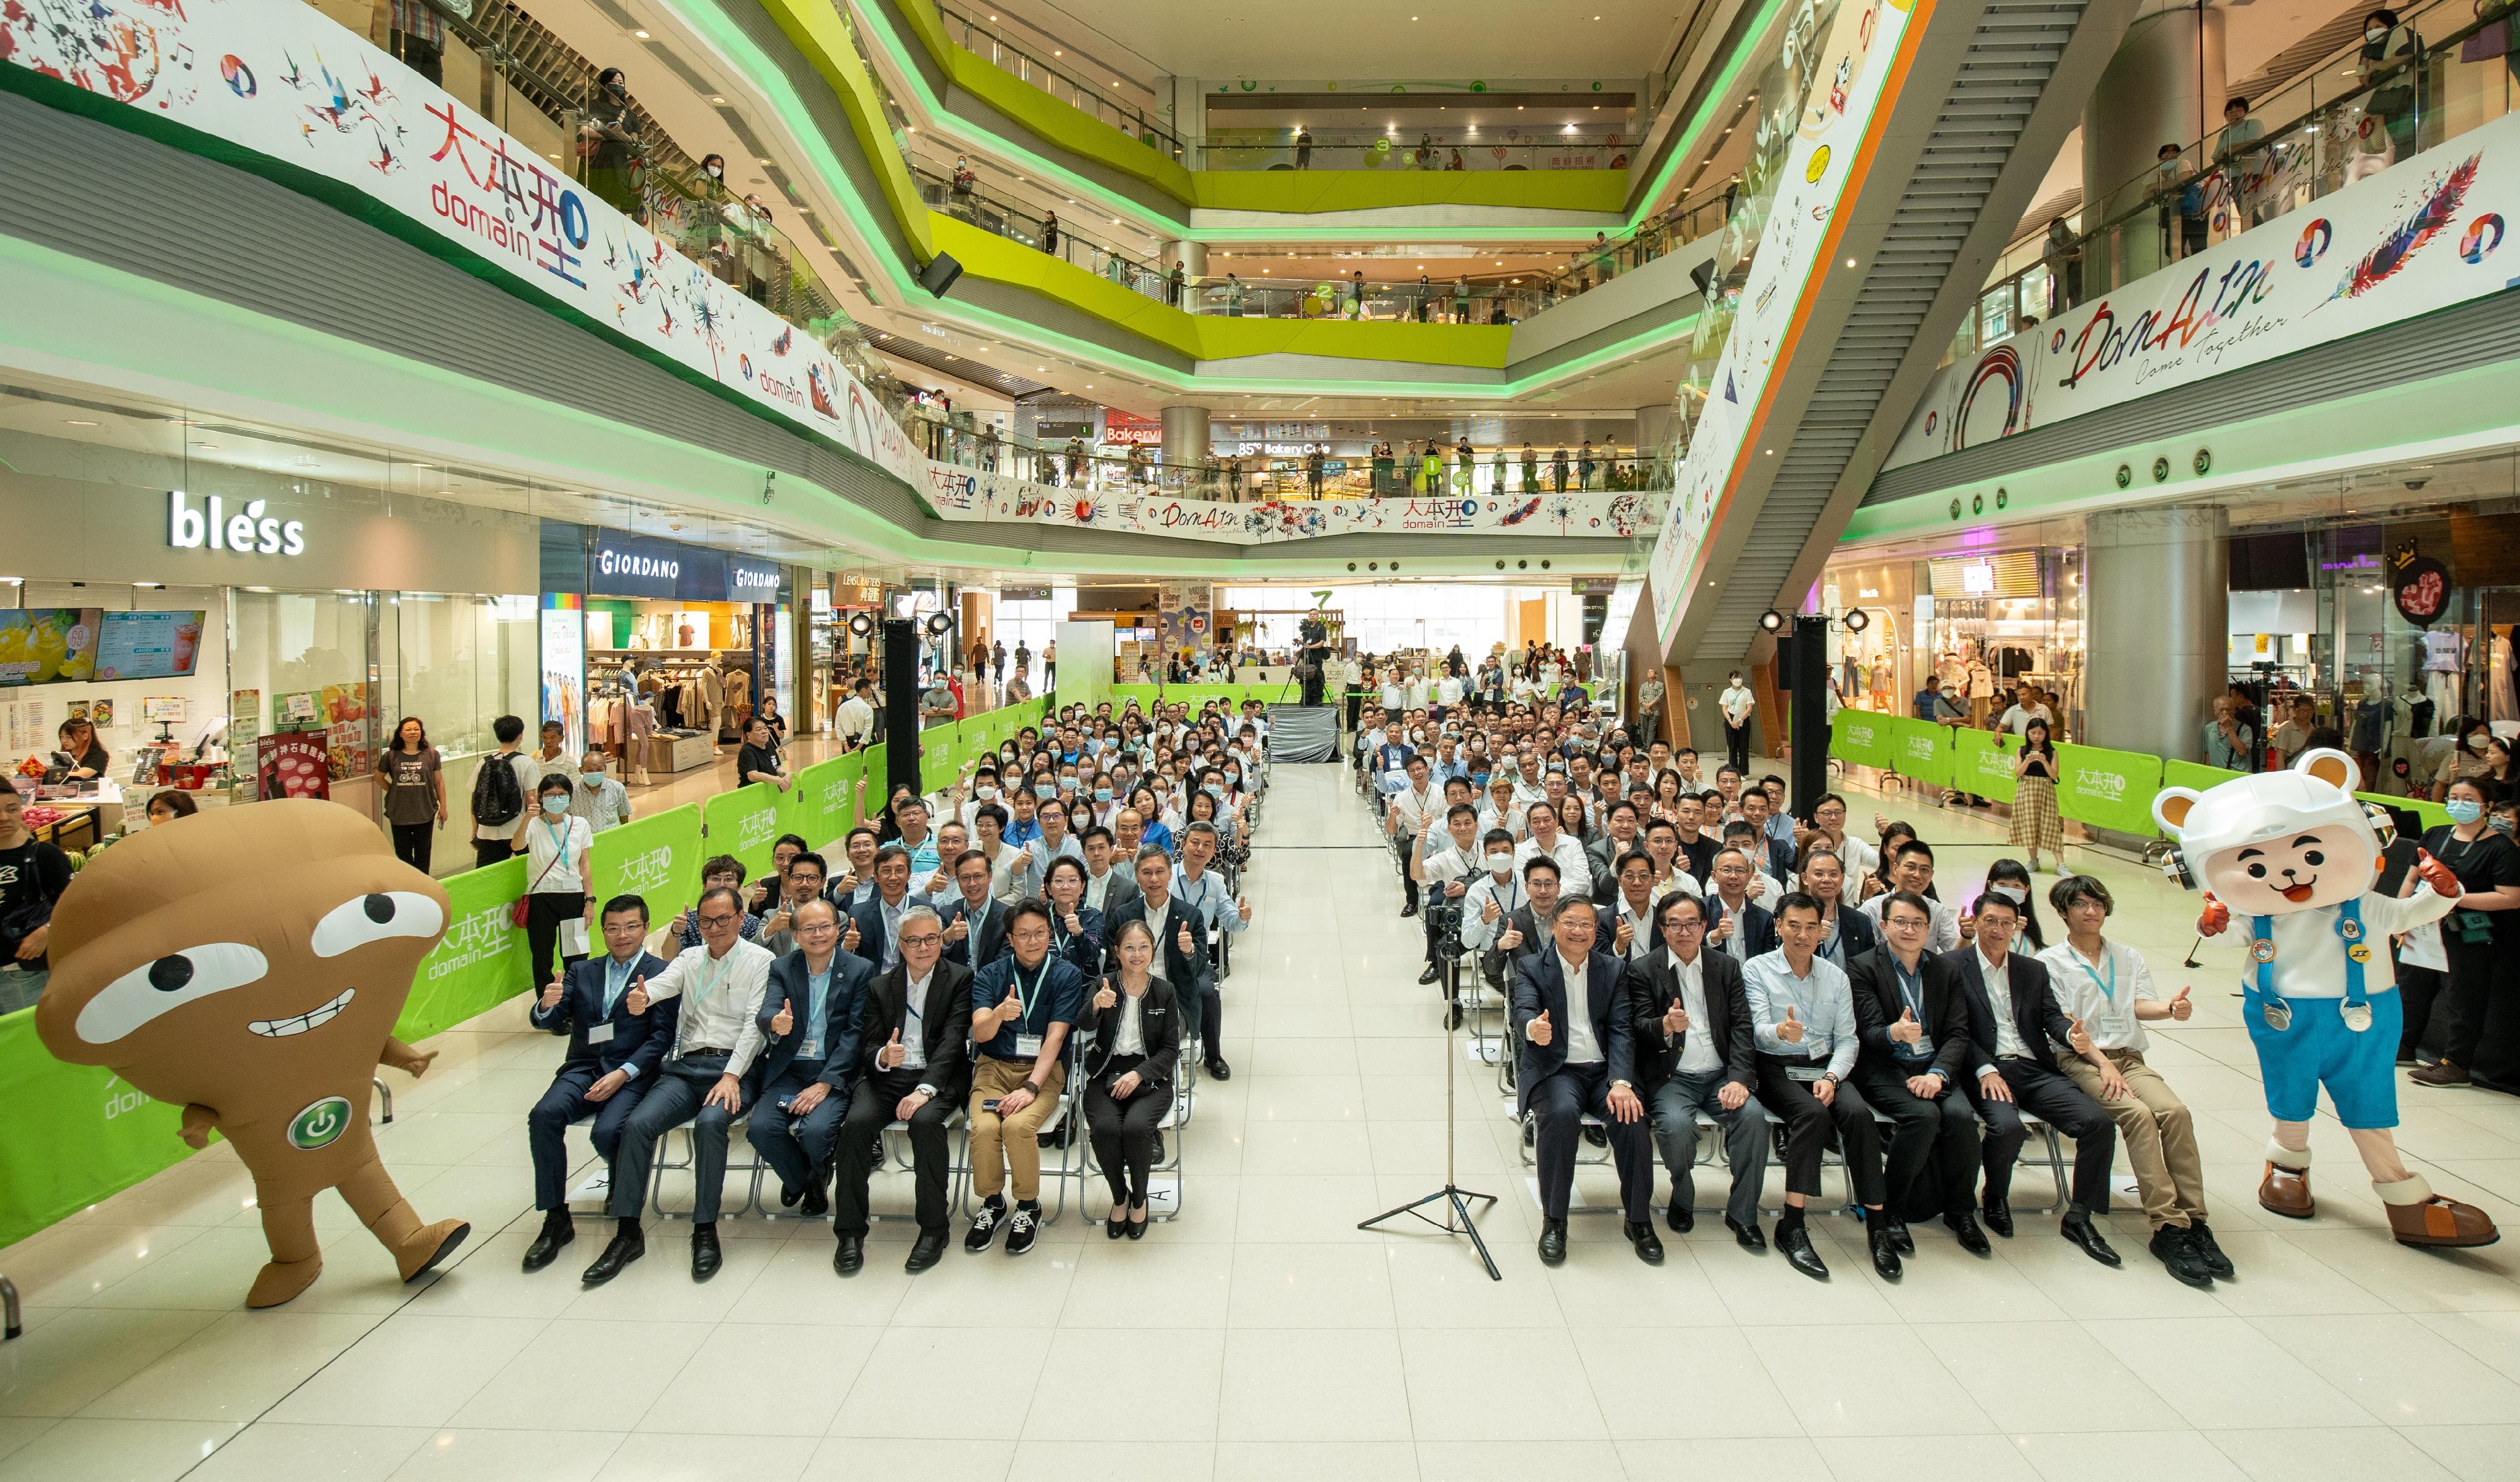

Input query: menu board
[93,611,207,682]
[0,609,103,687]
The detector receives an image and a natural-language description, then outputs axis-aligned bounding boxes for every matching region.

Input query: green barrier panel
[0,1006,198,1248]
[2162,761,2245,795]
[1884,716,1954,790]
[792,752,863,852]
[1829,710,1891,769]
[861,742,890,806]
[395,856,531,1042]
[2052,744,2165,837]
[704,783,789,878]
[590,802,703,919]
[1952,729,2019,805]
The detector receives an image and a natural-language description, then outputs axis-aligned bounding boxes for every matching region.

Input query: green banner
[0,1008,198,1248]
[704,783,788,878]
[2163,760,2245,795]
[2052,744,2165,837]
[1829,710,1891,769]
[396,856,531,1042]
[1884,716,1953,790]
[591,802,703,919]
[920,719,961,796]
[791,752,862,853]
[1952,728,2019,805]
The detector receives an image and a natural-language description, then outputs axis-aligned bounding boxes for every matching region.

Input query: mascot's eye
[2303,851,2325,866]
[312,890,445,958]
[2246,863,2267,878]
[76,941,268,1045]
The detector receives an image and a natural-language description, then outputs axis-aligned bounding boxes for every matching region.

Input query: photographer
[1416,800,1486,993]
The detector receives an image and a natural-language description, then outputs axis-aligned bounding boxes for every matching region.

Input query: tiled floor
[4,762,2517,1481]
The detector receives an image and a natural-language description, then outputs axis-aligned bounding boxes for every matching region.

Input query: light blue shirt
[803,962,832,1058]
[1742,948,1859,1079]
[1172,866,1247,934]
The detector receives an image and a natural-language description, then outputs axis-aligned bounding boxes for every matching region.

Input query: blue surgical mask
[2446,798,2483,824]
[1205,784,1224,800]
[1036,784,1057,800]
[1094,786,1113,802]
[541,794,569,816]
[2491,816,2517,837]
[581,771,604,785]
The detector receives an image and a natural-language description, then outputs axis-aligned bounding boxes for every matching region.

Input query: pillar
[1160,405,1211,476]
[2085,504,2228,763]
[2083,2,2226,227]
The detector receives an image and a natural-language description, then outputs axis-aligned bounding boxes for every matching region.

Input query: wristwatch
[1821,1072,1840,1086]
[914,1083,936,1098]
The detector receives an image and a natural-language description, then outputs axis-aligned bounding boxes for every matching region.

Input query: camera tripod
[1358,945,1501,1280]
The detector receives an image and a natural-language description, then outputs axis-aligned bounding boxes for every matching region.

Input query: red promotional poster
[257,732,333,801]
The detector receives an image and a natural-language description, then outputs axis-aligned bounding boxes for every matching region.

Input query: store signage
[167,490,306,556]
[1886,108,2520,474]
[728,561,782,603]
[2391,541,2452,624]
[596,548,680,583]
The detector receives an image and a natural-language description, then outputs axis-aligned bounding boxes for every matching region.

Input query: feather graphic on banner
[2326,152,2478,304]
[1498,497,1543,526]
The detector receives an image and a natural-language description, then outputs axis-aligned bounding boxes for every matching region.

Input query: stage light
[1758,609,1786,633]
[1843,607,1870,633]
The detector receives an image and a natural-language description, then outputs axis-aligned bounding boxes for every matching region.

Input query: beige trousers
[2061,1047,2206,1230]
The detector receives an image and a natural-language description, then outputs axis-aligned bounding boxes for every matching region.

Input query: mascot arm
[380,1037,438,1078]
[180,1102,219,1149]
[2365,875,2459,936]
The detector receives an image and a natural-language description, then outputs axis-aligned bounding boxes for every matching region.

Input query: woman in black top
[2404,778,2520,1090]
[736,716,790,793]
[1983,857,2050,951]
[1082,917,1179,1238]
[2009,716,2065,872]
[55,716,108,781]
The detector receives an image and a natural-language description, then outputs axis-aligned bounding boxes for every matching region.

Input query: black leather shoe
[1944,1213,1991,1256]
[1538,1217,1568,1266]
[1401,902,1419,918]
[1625,1220,1666,1264]
[778,1182,805,1209]
[580,1226,644,1285]
[1868,1220,1904,1280]
[1205,1057,1232,1081]
[690,1224,723,1282]
[833,1235,864,1275]
[905,1230,948,1273]
[1726,1215,1767,1252]
[1666,1200,1696,1235]
[801,1181,829,1220]
[522,1215,573,1273]
[2187,1221,2235,1278]
[2150,1226,2214,1289]
[2061,1212,2121,1267]
[1418,963,1441,985]
[1981,1198,2015,1238]
[1775,1219,1829,1280]
[1880,1212,1915,1255]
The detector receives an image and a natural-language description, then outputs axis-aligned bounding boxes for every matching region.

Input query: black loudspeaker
[917,253,965,297]
[1784,615,1831,820]
[1688,260,1719,300]
[881,618,923,803]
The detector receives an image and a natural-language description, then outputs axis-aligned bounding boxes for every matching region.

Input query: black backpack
[471,752,524,828]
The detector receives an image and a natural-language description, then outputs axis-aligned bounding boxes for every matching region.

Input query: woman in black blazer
[1083,918,1181,1238]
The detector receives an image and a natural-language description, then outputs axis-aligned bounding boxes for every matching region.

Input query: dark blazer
[1079,974,1183,1092]
[1106,891,1211,997]
[844,892,911,967]
[1622,946,1756,1093]
[1823,904,1880,963]
[1084,868,1142,922]
[1753,830,1796,883]
[755,946,878,1095]
[1509,946,1636,1116]
[1048,904,1105,977]
[1676,832,1718,885]
[1705,894,1778,960]
[941,893,1011,971]
[1603,895,1666,960]
[1586,834,1642,903]
[849,957,975,1105]
[1481,901,1612,985]
[1847,945,1974,1085]
[531,951,675,1079]
[1944,946,2073,1075]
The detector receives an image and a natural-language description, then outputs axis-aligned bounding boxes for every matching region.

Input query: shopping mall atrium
[3,0,2520,1476]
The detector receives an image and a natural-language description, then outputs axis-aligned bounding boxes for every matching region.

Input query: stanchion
[1358,948,1501,1280]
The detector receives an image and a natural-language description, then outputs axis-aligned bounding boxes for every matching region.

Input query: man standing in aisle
[471,715,538,868]
[834,679,878,752]
[521,895,672,1272]
[568,751,633,834]
[1388,754,1440,917]
[747,900,876,1219]
[1718,672,1756,776]
[963,902,1088,1258]
[832,905,971,1275]
[1847,892,1991,1259]
[1515,899,1659,1266]
[585,885,777,1284]
[1627,893,1769,1249]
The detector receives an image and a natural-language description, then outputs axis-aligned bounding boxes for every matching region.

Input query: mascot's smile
[2279,879,2318,904]
[249,986,357,1038]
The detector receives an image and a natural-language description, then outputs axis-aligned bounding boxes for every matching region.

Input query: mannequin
[699,653,728,742]
[2422,628,2465,721]
[2491,626,2516,725]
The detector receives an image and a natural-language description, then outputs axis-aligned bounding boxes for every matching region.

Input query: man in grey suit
[747,900,876,1217]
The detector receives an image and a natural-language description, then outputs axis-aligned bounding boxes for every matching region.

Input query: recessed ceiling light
[711,95,725,103]
[66,418,96,426]
[632,28,648,38]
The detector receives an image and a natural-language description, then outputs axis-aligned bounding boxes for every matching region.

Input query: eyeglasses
[696,913,741,928]
[898,933,944,948]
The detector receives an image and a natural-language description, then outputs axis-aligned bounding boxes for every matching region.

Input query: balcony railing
[1201,132,1635,173]
[931,0,1186,161]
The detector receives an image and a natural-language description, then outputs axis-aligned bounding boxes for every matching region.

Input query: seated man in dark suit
[831,904,973,1275]
[940,849,1012,971]
[1627,892,1769,1248]
[747,900,876,1219]
[1848,890,1991,1260]
[523,894,675,1272]
[1104,845,1217,1074]
[1946,890,2121,1267]
[1513,902,1659,1267]
[842,845,920,974]
[1704,847,1780,969]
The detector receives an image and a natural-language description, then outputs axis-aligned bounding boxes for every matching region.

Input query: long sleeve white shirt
[645,938,777,1077]
[1515,833,1593,898]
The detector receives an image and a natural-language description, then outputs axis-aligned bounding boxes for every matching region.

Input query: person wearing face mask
[580,67,644,215]
[517,775,597,995]
[567,752,633,834]
[2357,9,2424,171]
[2405,779,2520,1091]
[1418,801,1487,994]
[2434,717,2498,801]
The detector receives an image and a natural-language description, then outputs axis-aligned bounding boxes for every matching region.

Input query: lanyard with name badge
[2249,899,2373,1032]
[1007,956,1053,1057]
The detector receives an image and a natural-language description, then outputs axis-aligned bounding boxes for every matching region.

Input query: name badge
[1015,1033,1045,1057]
[801,1038,821,1059]
[588,1023,616,1045]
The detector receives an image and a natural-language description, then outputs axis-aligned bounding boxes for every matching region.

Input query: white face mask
[2470,733,2493,752]
[2367,25,2388,40]
[975,785,998,800]
[1488,854,1516,878]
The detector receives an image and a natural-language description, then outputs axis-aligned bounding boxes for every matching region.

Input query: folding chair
[958,1041,1087,1224]
[867,1107,971,1226]
[2007,1112,2073,1215]
[1079,1069,1192,1222]
[650,1113,768,1220]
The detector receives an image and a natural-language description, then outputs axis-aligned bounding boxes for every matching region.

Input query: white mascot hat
[2151,748,2372,857]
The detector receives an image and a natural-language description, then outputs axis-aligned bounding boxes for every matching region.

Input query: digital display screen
[94,611,208,682]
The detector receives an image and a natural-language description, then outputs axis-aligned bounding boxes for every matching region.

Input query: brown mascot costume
[36,800,471,1307]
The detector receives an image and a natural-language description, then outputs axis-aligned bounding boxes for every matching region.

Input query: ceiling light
[66,418,96,426]
[711,96,725,104]
[1053,49,1062,55]
[632,28,648,37]
[1758,609,1786,633]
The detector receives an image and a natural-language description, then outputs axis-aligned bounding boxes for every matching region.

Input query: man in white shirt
[1513,902,1659,1266]
[1515,800,1593,899]
[566,752,633,834]
[1856,839,1965,953]
[833,679,878,749]
[1458,830,1526,957]
[1475,774,1526,842]
[1717,671,1756,775]
[587,885,777,1284]
[1743,893,1894,1281]
[1386,754,1441,917]
[1415,802,1485,989]
[2037,875,2226,1287]
[471,714,540,870]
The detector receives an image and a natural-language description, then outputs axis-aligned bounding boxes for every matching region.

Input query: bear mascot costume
[2153,748,2496,1247]
[37,800,471,1306]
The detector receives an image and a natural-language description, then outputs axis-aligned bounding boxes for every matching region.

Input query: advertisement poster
[540,596,585,759]
[256,730,332,800]
[0,609,103,687]
[398,856,531,1042]
[93,611,207,681]
[229,689,261,798]
[1886,109,2520,472]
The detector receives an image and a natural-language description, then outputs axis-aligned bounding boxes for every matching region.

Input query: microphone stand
[1358,938,1501,1280]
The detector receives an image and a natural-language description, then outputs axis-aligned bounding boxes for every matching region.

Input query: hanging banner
[590,802,703,917]
[1952,728,2019,805]
[398,856,530,1041]
[1886,110,2520,473]
[1828,709,1891,769]
[0,1008,197,1248]
[1884,715,1953,790]
[920,467,1663,546]
[2052,743,2163,837]
[703,782,788,879]
[791,753,862,853]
